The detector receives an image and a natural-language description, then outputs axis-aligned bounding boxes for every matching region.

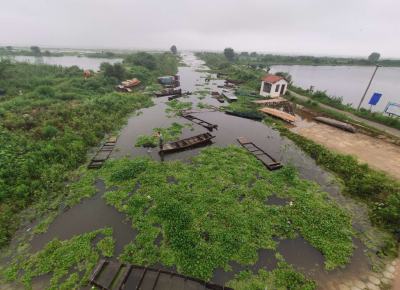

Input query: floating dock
[237,137,282,171]
[259,107,298,123]
[250,97,289,106]
[87,137,117,169]
[88,260,233,290]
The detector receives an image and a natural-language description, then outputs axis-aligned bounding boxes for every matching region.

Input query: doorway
[280,84,285,95]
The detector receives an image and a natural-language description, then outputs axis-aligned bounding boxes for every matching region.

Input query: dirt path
[298,124,400,180]
[289,90,400,138]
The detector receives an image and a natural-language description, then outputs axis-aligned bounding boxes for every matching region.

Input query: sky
[1,0,400,58]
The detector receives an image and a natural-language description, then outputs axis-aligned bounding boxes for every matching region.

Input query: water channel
[1,52,384,290]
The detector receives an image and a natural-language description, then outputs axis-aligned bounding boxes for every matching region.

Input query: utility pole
[357,65,380,111]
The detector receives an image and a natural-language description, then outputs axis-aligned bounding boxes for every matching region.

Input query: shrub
[43,125,59,139]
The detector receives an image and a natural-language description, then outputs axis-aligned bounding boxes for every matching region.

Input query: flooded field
[0,52,391,290]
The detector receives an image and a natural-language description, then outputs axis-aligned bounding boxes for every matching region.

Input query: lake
[270,65,400,112]
[13,55,124,71]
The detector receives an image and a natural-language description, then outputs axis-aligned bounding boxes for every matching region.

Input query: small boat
[314,117,357,133]
[225,110,262,120]
[212,91,225,103]
[216,72,229,78]
[168,94,182,100]
[225,78,245,85]
[222,91,238,102]
[154,88,182,97]
[159,133,215,153]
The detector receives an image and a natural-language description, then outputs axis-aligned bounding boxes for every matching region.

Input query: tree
[0,57,14,79]
[5,46,13,51]
[240,52,249,57]
[313,58,320,64]
[250,52,258,57]
[258,63,266,70]
[250,64,257,69]
[275,71,292,82]
[368,52,380,61]
[105,51,115,57]
[44,50,51,56]
[101,62,125,80]
[170,45,177,54]
[224,47,235,62]
[30,46,41,53]
[132,52,157,70]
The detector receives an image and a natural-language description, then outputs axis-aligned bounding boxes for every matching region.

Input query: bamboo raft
[211,91,225,103]
[251,97,289,106]
[183,115,218,130]
[160,133,215,153]
[314,117,357,133]
[154,88,182,97]
[87,137,117,169]
[259,107,298,123]
[237,137,282,170]
[225,110,262,120]
[88,260,233,290]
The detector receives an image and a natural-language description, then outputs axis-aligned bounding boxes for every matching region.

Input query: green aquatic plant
[91,146,355,280]
[197,102,214,109]
[165,99,193,117]
[4,228,114,290]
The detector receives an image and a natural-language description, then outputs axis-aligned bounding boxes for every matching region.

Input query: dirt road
[298,124,400,180]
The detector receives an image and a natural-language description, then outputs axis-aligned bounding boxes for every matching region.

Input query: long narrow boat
[211,91,225,103]
[314,117,357,133]
[153,88,182,97]
[167,94,182,100]
[225,110,263,120]
[88,260,233,290]
[159,133,215,153]
[237,137,282,170]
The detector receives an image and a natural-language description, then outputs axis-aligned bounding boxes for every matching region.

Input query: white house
[259,75,289,98]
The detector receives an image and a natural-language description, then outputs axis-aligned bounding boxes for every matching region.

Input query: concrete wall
[259,79,288,98]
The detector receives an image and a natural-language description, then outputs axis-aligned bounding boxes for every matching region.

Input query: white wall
[259,79,288,98]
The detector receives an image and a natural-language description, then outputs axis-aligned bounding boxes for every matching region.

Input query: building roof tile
[261,74,289,83]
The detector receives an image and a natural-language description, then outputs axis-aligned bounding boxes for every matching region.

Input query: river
[0,52,386,290]
[12,55,123,71]
[270,65,400,112]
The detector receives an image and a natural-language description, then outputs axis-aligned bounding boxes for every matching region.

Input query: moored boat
[225,110,262,120]
[159,133,215,153]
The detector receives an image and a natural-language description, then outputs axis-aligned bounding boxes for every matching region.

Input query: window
[263,82,271,93]
[275,84,280,92]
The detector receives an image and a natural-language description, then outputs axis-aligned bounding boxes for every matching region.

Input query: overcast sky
[1,0,399,58]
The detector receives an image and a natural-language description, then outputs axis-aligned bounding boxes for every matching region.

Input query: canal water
[270,65,400,112]
[12,55,123,71]
[1,52,383,290]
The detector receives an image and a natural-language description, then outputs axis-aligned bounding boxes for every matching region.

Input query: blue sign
[368,93,382,106]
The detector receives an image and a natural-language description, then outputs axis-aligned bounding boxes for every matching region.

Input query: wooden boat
[217,72,229,78]
[159,133,215,153]
[314,117,357,133]
[183,115,218,130]
[259,107,298,123]
[168,94,182,100]
[211,91,225,103]
[153,88,182,97]
[251,97,288,106]
[225,110,262,120]
[225,78,245,85]
[88,260,233,290]
[87,136,117,169]
[237,137,282,170]
[222,91,238,102]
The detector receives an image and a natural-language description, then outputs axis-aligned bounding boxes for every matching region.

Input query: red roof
[261,74,289,83]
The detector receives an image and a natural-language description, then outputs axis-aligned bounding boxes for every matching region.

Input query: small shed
[259,74,289,98]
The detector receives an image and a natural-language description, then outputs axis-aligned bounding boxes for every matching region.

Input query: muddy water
[1,52,379,289]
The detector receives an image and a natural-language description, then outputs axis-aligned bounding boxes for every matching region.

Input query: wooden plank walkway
[237,137,282,171]
[183,115,218,130]
[88,260,234,290]
[87,136,117,169]
[259,107,298,123]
